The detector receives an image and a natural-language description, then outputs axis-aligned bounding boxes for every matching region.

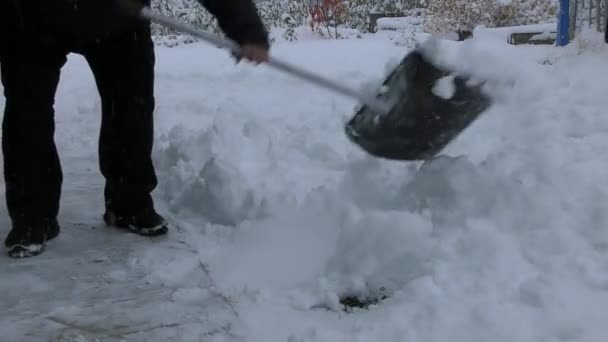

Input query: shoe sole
[126,223,168,237]
[7,243,45,258]
[103,212,168,237]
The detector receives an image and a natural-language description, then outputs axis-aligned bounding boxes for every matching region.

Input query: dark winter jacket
[1,0,269,48]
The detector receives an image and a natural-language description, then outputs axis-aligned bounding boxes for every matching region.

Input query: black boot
[5,218,60,258]
[103,207,168,237]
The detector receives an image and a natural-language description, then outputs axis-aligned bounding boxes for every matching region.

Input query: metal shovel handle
[138,7,392,114]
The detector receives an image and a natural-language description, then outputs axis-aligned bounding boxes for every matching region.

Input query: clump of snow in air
[2,20,608,342]
[433,74,457,99]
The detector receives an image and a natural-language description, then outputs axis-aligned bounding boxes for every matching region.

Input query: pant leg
[81,23,157,215]
[1,41,66,224]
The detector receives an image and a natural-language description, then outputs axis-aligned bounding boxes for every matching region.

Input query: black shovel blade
[345,48,492,161]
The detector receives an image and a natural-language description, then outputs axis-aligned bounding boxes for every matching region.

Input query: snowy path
[2,32,608,341]
[0,157,239,341]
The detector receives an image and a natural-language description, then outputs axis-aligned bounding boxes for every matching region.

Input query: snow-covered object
[374,14,428,47]
[377,16,424,31]
[473,23,557,42]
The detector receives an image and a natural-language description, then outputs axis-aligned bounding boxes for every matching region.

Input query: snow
[377,16,424,30]
[432,74,457,99]
[2,27,608,342]
[476,22,557,34]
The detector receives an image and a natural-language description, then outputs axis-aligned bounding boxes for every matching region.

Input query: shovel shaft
[139,8,391,114]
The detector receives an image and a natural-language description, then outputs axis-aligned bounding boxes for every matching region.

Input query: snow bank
[145,31,608,342]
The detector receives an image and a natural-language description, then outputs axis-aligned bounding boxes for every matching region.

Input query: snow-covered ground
[2,27,608,342]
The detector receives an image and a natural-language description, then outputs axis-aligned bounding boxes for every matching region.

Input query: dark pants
[0,23,158,225]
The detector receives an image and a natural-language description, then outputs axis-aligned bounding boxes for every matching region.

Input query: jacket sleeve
[197,0,270,48]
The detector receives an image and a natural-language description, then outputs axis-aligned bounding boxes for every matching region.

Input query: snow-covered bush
[150,0,220,38]
[259,0,369,40]
[258,1,308,30]
[343,0,376,33]
[307,0,349,38]
[147,0,430,43]
[262,0,368,39]
[424,0,512,37]
[424,0,558,38]
[371,0,425,13]
[258,0,309,41]
[512,0,559,25]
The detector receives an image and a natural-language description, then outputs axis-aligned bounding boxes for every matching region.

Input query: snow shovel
[120,1,492,161]
[344,49,492,160]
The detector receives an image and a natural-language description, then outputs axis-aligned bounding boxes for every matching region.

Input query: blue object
[557,0,570,46]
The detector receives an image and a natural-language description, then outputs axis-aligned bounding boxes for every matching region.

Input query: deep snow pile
[1,26,608,341]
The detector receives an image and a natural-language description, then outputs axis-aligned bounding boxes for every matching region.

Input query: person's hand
[238,44,269,64]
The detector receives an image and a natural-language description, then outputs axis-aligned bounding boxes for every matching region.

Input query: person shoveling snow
[0,0,269,258]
